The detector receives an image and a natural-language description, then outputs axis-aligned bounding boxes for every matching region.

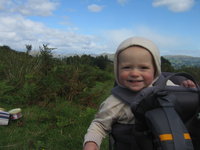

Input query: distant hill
[102,53,200,68]
[163,55,200,68]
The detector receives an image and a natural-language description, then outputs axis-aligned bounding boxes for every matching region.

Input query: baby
[83,37,195,150]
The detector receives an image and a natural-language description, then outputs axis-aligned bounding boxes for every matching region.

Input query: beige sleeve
[83,95,128,148]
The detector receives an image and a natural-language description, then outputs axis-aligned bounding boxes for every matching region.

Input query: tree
[94,55,111,70]
[25,44,32,55]
[39,44,56,75]
[161,56,174,72]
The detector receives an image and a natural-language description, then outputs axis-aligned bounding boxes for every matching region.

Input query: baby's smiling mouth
[127,80,143,83]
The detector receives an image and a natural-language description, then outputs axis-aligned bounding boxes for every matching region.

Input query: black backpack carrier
[110,73,200,150]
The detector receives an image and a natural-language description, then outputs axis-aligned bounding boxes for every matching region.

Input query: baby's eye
[122,66,131,69]
[140,66,149,70]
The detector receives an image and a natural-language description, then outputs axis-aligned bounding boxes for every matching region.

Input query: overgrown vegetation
[0,45,200,149]
[0,45,114,106]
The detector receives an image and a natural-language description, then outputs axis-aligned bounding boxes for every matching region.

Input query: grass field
[0,100,109,150]
[0,80,113,150]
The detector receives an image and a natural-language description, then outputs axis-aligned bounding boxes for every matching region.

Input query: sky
[0,0,200,56]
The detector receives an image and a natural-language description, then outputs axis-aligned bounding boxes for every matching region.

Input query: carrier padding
[145,107,194,150]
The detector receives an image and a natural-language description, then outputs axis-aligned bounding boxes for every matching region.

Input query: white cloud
[19,0,59,16]
[88,4,104,12]
[0,0,107,54]
[0,14,106,54]
[0,0,14,11]
[102,29,136,48]
[0,0,59,16]
[152,0,195,12]
[100,26,193,55]
[117,0,128,5]
[0,0,7,10]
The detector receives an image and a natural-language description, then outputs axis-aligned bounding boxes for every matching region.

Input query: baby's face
[118,46,155,92]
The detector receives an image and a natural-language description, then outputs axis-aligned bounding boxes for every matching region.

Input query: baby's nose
[129,69,140,76]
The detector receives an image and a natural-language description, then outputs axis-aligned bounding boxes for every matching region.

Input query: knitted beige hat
[114,36,161,86]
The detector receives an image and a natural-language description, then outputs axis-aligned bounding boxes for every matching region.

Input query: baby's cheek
[144,75,154,85]
[118,72,128,80]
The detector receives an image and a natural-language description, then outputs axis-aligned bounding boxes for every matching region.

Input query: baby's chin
[127,86,145,92]
[127,83,152,91]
